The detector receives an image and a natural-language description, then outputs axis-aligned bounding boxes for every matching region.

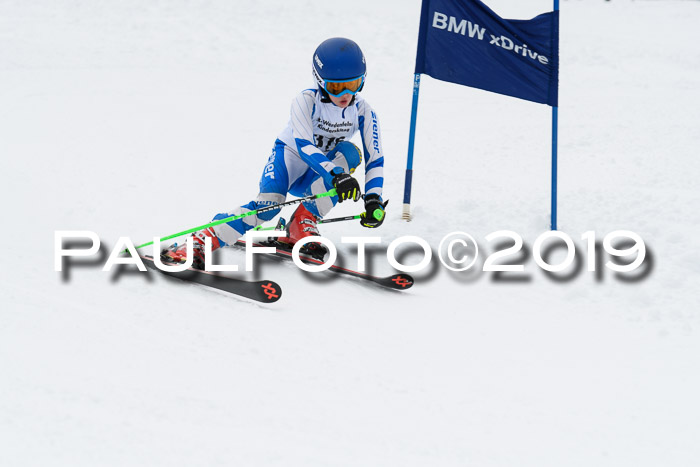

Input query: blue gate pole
[551,0,559,231]
[551,106,558,231]
[402,73,422,221]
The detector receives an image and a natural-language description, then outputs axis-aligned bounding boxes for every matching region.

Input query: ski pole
[131,189,338,251]
[319,215,361,225]
[252,197,390,232]
[252,214,361,232]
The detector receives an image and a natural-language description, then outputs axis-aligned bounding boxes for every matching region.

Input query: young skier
[162,37,387,269]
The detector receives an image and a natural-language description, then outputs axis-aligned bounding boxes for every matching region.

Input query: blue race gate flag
[403,0,561,228]
[415,0,559,106]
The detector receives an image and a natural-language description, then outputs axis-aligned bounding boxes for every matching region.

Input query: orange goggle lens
[324,76,364,97]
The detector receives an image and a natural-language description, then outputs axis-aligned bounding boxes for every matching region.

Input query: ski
[234,240,414,290]
[139,254,282,303]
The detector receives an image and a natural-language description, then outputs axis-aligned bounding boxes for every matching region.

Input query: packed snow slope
[2,1,699,466]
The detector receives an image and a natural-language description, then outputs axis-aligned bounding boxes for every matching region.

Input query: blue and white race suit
[211,89,385,246]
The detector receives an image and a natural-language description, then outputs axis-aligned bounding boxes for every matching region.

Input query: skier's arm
[289,91,338,186]
[357,100,384,200]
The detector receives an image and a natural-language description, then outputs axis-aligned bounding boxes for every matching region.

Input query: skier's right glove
[331,168,361,203]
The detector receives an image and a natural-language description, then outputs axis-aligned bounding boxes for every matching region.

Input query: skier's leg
[210,140,307,246]
[273,141,362,259]
[327,140,363,176]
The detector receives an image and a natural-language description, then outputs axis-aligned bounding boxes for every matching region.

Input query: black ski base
[140,254,282,303]
[235,240,414,290]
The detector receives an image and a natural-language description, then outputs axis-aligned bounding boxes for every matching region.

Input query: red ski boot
[277,204,328,260]
[161,227,221,270]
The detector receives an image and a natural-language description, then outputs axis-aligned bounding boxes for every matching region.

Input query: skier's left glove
[360,194,388,228]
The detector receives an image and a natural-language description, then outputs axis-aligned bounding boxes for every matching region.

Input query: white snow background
[1,0,699,466]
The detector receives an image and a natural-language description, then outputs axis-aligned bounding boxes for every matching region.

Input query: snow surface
[2,0,699,466]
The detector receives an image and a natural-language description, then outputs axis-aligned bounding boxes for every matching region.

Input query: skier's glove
[360,194,388,228]
[332,169,361,203]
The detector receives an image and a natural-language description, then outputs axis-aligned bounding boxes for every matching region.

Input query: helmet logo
[314,54,323,69]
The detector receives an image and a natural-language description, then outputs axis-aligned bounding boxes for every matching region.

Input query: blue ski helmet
[312,38,366,97]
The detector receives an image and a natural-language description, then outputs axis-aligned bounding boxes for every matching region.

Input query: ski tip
[258,281,283,302]
[387,274,414,290]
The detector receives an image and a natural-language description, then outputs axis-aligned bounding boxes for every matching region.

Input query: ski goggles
[323,75,365,97]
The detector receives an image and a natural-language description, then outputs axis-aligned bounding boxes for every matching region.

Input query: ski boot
[277,204,328,260]
[160,227,221,270]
